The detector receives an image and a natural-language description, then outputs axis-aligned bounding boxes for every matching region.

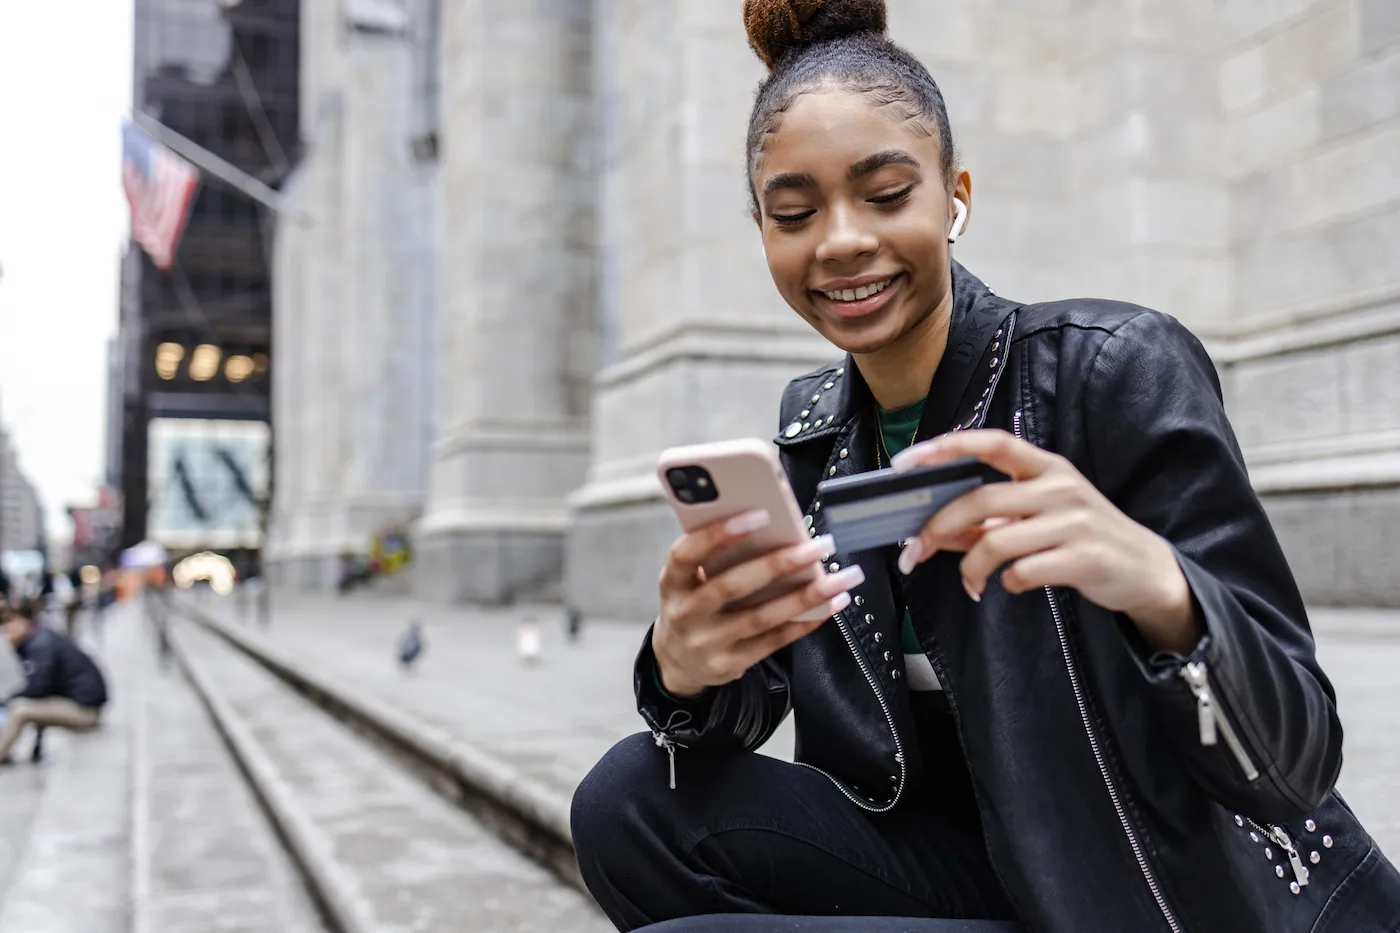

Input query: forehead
[754,87,940,181]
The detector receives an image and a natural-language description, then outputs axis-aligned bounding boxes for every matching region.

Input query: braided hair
[743,0,958,211]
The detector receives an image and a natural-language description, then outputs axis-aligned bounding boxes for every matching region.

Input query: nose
[815,202,878,265]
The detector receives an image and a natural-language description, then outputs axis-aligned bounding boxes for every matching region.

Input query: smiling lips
[813,273,902,320]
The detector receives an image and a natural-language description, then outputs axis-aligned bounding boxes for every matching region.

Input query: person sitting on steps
[569,2,1400,931]
[0,598,108,765]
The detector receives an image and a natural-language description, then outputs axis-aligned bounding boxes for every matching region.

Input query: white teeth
[823,277,892,302]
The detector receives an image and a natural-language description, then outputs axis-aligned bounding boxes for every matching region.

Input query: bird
[397,620,425,673]
[516,617,542,666]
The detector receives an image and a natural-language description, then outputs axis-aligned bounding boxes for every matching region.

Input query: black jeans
[572,733,1021,932]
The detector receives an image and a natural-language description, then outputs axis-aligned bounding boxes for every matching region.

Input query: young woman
[571,2,1400,931]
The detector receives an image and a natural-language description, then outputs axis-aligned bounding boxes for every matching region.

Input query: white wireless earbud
[948,198,968,244]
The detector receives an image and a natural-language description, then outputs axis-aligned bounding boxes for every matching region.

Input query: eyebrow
[761,150,922,199]
[762,172,818,197]
[848,149,921,180]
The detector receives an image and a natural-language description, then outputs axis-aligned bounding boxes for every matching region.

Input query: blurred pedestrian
[63,567,84,640]
[0,598,107,764]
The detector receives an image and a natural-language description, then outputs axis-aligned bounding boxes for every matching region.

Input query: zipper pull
[653,731,678,790]
[1272,827,1310,887]
[1181,661,1217,746]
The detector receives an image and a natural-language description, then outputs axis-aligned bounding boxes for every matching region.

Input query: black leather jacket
[635,263,1400,933]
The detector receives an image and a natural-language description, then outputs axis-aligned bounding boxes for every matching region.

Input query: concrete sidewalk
[0,604,327,933]
[194,591,1400,856]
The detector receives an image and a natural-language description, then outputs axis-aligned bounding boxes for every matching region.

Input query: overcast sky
[0,0,133,542]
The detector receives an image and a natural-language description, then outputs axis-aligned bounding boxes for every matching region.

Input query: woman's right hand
[652,509,866,699]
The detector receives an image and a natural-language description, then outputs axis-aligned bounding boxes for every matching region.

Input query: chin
[817,315,908,357]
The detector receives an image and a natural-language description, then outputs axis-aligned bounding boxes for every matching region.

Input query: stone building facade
[0,428,43,555]
[269,0,1400,612]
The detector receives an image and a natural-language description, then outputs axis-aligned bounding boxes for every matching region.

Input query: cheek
[888,216,947,268]
[762,236,812,298]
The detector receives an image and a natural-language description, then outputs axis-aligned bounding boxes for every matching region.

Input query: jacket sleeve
[634,624,792,753]
[15,633,60,700]
[1081,311,1341,822]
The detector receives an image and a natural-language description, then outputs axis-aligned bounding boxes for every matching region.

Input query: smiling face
[752,87,970,357]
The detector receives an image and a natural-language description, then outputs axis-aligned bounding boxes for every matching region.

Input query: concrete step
[0,617,134,933]
[171,598,588,892]
[130,612,327,933]
[167,615,609,933]
[0,605,330,933]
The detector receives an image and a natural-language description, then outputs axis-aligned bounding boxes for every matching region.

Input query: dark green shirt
[877,399,928,657]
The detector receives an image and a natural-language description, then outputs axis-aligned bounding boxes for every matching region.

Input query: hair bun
[743,0,888,70]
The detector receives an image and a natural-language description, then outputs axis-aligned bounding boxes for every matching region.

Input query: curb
[169,597,584,892]
[166,623,380,933]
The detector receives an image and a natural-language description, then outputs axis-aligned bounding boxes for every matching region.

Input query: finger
[997,547,1086,596]
[698,534,835,613]
[915,476,1062,552]
[733,596,849,669]
[959,511,1092,598]
[660,509,773,594]
[726,564,866,641]
[889,429,1058,482]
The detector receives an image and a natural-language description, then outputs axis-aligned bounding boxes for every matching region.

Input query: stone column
[1211,0,1400,606]
[414,0,597,604]
[564,2,832,622]
[268,0,439,592]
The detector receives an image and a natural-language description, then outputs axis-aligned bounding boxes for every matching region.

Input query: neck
[854,289,953,411]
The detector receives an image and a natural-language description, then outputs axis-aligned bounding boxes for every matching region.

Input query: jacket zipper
[653,731,680,789]
[1180,660,1260,781]
[1015,408,1183,933]
[645,707,693,790]
[795,601,907,812]
[1244,817,1311,888]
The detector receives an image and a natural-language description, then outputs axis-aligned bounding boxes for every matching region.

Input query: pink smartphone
[657,438,829,623]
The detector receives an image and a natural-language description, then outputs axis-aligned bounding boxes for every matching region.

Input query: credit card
[817,457,1008,552]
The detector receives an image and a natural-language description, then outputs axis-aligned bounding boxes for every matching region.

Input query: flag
[122,122,199,271]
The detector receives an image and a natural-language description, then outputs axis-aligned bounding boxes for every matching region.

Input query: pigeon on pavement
[397,620,425,672]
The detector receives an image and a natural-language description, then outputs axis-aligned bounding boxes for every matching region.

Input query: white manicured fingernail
[963,579,982,603]
[829,592,852,614]
[725,509,771,536]
[831,564,865,589]
[814,534,835,557]
[897,539,924,575]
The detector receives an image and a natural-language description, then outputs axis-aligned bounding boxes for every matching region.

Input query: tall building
[114,0,299,556]
[271,0,1400,610]
[0,429,44,555]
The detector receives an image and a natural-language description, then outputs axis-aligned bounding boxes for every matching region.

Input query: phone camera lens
[666,465,718,504]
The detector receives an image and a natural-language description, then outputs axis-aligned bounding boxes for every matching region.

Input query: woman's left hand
[891,429,1202,653]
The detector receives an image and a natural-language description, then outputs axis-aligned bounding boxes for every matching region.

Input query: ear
[949,170,973,244]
